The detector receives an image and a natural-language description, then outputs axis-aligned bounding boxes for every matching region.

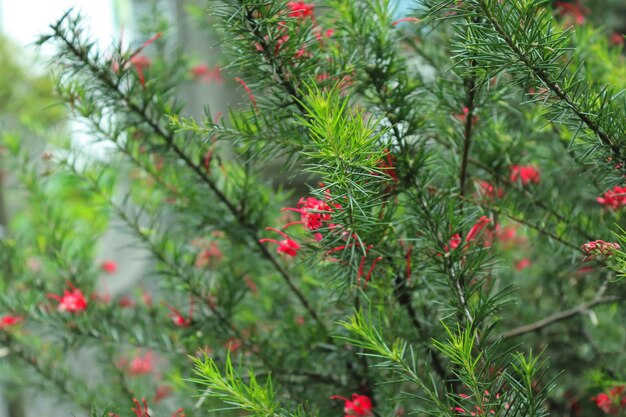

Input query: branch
[50,22,327,335]
[475,0,623,161]
[459,76,477,201]
[393,271,448,381]
[499,294,620,339]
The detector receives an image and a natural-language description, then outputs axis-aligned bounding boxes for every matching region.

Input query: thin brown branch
[499,295,620,339]
[459,77,477,201]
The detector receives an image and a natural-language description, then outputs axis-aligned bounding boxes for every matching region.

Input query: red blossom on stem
[444,216,492,253]
[476,181,503,200]
[282,197,335,233]
[164,296,194,327]
[444,234,462,253]
[234,77,257,110]
[259,227,301,257]
[287,1,315,19]
[581,240,620,262]
[510,165,540,186]
[592,386,626,415]
[392,17,420,26]
[597,186,626,210]
[190,64,224,84]
[465,216,491,243]
[47,282,88,313]
[331,394,373,417]
[225,338,242,352]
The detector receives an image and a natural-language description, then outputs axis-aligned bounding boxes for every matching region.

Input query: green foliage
[192,354,281,416]
[3,1,626,416]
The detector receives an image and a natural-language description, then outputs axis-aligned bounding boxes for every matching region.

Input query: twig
[499,294,620,339]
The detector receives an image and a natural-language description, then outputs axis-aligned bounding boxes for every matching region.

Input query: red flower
[581,240,620,262]
[465,216,491,243]
[165,297,194,327]
[0,315,23,329]
[259,227,301,257]
[132,398,150,417]
[610,33,625,46]
[127,32,161,88]
[515,258,531,271]
[288,1,315,19]
[129,351,154,375]
[225,338,242,352]
[477,181,503,200]
[130,54,152,87]
[392,17,420,26]
[331,394,373,417]
[456,106,478,125]
[593,393,613,414]
[444,234,462,253]
[101,260,117,274]
[510,165,540,186]
[190,64,224,84]
[444,216,491,253]
[195,242,224,268]
[554,1,589,26]
[597,186,626,210]
[234,77,257,110]
[592,386,626,415]
[282,197,334,232]
[47,283,88,313]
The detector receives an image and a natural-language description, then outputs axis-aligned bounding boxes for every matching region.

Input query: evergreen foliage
[1,1,626,416]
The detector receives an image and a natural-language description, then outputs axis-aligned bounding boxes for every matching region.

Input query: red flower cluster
[581,240,621,262]
[331,394,373,417]
[260,227,302,257]
[287,1,315,19]
[282,196,340,240]
[597,186,626,209]
[592,386,626,415]
[510,165,540,186]
[47,283,88,313]
[261,194,342,256]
